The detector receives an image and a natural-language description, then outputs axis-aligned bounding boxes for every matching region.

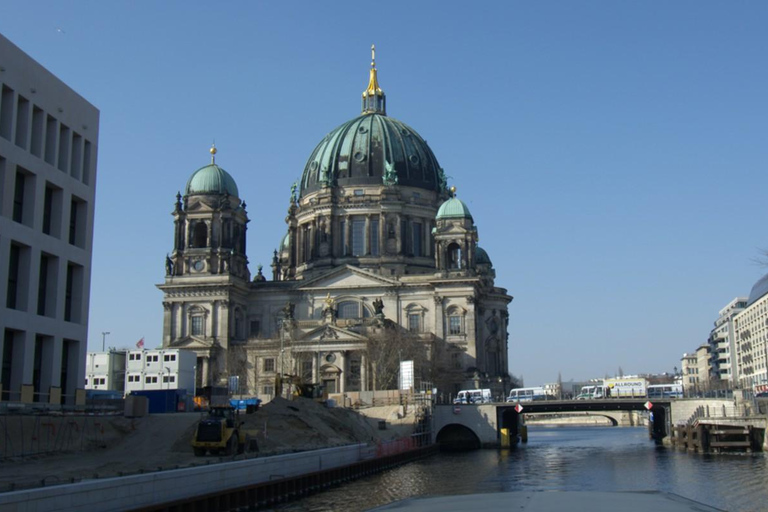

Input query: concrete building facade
[734,274,768,393]
[157,51,513,401]
[707,297,747,386]
[0,34,99,404]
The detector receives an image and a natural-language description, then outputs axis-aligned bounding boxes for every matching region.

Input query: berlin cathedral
[157,48,513,401]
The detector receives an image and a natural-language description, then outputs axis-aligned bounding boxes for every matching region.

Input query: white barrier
[0,443,373,512]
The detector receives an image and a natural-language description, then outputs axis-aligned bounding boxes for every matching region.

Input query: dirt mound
[0,399,418,491]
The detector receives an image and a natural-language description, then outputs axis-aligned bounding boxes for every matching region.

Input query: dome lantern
[361,45,386,115]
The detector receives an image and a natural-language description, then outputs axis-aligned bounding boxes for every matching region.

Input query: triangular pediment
[298,265,398,291]
[169,336,215,349]
[295,324,369,344]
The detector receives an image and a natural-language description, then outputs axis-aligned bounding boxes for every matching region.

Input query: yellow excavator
[191,406,259,456]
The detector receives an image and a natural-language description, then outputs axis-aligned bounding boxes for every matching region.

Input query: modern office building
[734,274,768,393]
[707,297,747,386]
[0,33,99,404]
[157,49,513,400]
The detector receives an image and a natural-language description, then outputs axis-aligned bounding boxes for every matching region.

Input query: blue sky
[2,2,766,386]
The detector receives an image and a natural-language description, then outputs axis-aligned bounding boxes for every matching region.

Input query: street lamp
[101,331,110,352]
[165,367,171,390]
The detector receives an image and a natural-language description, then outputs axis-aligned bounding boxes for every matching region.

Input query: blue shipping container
[130,389,187,414]
[229,397,261,411]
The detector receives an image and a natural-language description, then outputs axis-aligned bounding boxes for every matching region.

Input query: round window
[325,353,336,363]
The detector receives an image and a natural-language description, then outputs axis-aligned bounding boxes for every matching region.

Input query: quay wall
[0,443,375,512]
[669,399,738,425]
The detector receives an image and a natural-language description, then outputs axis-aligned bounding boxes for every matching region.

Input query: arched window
[447,243,462,269]
[193,222,207,248]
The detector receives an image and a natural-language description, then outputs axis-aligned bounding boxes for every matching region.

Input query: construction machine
[191,406,259,456]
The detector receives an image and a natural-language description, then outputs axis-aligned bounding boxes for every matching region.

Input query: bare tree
[365,321,428,390]
[428,337,468,393]
[225,343,252,395]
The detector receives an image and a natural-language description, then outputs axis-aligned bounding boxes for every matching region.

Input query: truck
[191,406,259,456]
[604,377,647,398]
[576,385,608,400]
[453,389,492,404]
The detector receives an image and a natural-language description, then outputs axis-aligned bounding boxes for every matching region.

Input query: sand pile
[0,398,418,491]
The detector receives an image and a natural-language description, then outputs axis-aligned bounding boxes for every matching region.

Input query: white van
[453,389,492,404]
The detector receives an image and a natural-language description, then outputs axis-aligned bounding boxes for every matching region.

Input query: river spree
[274,426,768,512]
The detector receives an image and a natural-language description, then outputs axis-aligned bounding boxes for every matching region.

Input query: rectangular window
[370,220,379,257]
[15,95,29,149]
[263,385,274,395]
[31,106,44,157]
[0,85,13,140]
[2,330,15,400]
[145,376,152,384]
[70,132,82,180]
[449,315,462,335]
[408,313,421,333]
[12,170,25,223]
[83,140,92,185]
[6,243,29,311]
[351,219,365,256]
[6,244,20,309]
[69,196,87,247]
[37,254,49,315]
[13,167,35,227]
[191,316,203,336]
[264,358,275,372]
[58,123,70,173]
[302,361,313,381]
[44,115,57,165]
[413,222,423,257]
[64,262,83,323]
[250,320,260,338]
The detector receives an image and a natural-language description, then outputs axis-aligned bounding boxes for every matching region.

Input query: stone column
[339,351,347,393]
[360,353,367,392]
[395,214,402,254]
[433,296,444,339]
[345,216,352,256]
[202,356,210,388]
[309,221,316,261]
[162,301,173,347]
[379,214,386,256]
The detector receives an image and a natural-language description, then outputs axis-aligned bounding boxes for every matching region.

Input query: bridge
[432,398,740,449]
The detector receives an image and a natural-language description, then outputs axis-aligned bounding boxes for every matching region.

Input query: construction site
[0,396,424,493]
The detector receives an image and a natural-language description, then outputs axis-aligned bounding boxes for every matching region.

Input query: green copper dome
[185,163,239,198]
[436,197,473,221]
[300,113,445,197]
[475,246,492,266]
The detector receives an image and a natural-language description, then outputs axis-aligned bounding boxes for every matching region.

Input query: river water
[273,426,768,512]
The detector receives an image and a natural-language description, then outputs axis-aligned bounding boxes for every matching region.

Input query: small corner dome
[185,163,239,198]
[747,273,768,306]
[436,197,473,221]
[475,246,492,266]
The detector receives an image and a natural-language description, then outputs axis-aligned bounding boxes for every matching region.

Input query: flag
[136,337,145,349]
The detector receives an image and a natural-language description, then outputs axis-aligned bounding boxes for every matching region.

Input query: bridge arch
[435,423,481,450]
